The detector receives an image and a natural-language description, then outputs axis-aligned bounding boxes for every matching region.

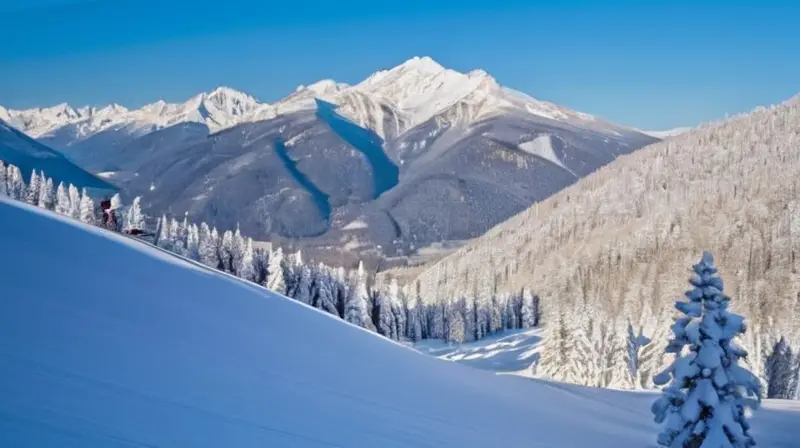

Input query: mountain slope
[2,197,798,447]
[401,95,800,388]
[0,119,117,192]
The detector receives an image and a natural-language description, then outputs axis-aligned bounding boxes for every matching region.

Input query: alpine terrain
[1,57,658,266]
[1,197,799,447]
[397,94,800,395]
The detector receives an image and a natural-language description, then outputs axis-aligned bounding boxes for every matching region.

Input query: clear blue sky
[1,0,797,130]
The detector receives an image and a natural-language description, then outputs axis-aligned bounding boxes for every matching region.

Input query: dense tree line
[0,161,541,346]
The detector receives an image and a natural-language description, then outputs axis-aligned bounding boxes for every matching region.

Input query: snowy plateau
[1,197,798,447]
[0,56,658,267]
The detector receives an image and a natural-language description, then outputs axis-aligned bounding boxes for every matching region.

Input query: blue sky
[1,0,797,129]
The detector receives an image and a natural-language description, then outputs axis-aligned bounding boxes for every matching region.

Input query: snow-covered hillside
[0,197,797,446]
[0,119,117,192]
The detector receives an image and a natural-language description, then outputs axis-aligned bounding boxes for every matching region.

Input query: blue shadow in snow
[273,139,331,222]
[315,99,399,199]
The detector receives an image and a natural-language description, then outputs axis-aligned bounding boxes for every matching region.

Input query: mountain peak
[398,56,445,74]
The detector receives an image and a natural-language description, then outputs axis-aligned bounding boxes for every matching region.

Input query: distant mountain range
[0,56,659,266]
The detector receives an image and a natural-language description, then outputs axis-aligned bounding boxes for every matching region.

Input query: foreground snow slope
[1,198,797,447]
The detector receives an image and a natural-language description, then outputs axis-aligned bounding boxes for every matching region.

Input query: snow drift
[0,197,797,447]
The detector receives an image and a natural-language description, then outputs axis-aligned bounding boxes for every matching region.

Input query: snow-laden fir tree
[38,173,54,210]
[520,288,538,329]
[765,337,796,399]
[124,196,145,232]
[54,182,70,215]
[68,184,81,219]
[237,238,256,281]
[78,189,95,224]
[312,265,338,316]
[344,261,372,329]
[7,165,25,200]
[156,216,172,250]
[25,169,40,205]
[266,247,286,294]
[651,252,761,448]
[219,230,234,273]
[198,223,219,269]
[0,163,7,196]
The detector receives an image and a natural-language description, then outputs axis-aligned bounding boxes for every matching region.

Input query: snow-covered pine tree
[197,223,218,268]
[54,182,70,215]
[291,265,312,304]
[0,163,7,196]
[625,320,650,389]
[312,265,339,316]
[219,230,234,273]
[124,196,145,232]
[446,297,466,343]
[765,337,795,399]
[266,247,286,294]
[38,176,54,210]
[253,248,269,285]
[521,288,538,329]
[374,287,396,339]
[237,238,256,281]
[78,189,96,224]
[344,261,372,329]
[651,251,761,448]
[25,169,40,205]
[68,184,81,219]
[185,224,200,261]
[7,165,25,200]
[388,278,407,342]
[156,216,172,250]
[231,227,246,277]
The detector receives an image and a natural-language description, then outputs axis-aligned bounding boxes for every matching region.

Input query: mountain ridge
[1,56,640,143]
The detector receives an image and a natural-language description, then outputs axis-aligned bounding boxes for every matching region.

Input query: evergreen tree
[124,196,145,232]
[292,265,313,304]
[312,265,338,316]
[110,193,122,211]
[237,238,256,281]
[266,247,286,294]
[344,261,372,329]
[220,230,234,272]
[156,215,172,250]
[0,163,7,196]
[651,252,761,448]
[253,248,269,285]
[185,224,200,261]
[7,165,25,200]
[374,287,396,339]
[197,223,219,268]
[231,227,246,277]
[388,279,407,342]
[25,169,40,205]
[521,288,538,329]
[446,297,466,343]
[54,182,70,215]
[38,176,54,210]
[78,189,96,224]
[68,184,81,219]
[765,337,796,399]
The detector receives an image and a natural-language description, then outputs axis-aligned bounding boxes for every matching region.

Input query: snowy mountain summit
[2,56,617,142]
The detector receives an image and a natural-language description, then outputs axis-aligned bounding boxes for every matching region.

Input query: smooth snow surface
[1,198,798,447]
[518,134,576,176]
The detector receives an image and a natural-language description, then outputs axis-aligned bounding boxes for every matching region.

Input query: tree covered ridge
[400,96,800,394]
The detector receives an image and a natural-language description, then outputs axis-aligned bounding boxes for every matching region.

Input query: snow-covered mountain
[3,56,633,145]
[2,197,798,447]
[639,126,692,139]
[2,57,659,265]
